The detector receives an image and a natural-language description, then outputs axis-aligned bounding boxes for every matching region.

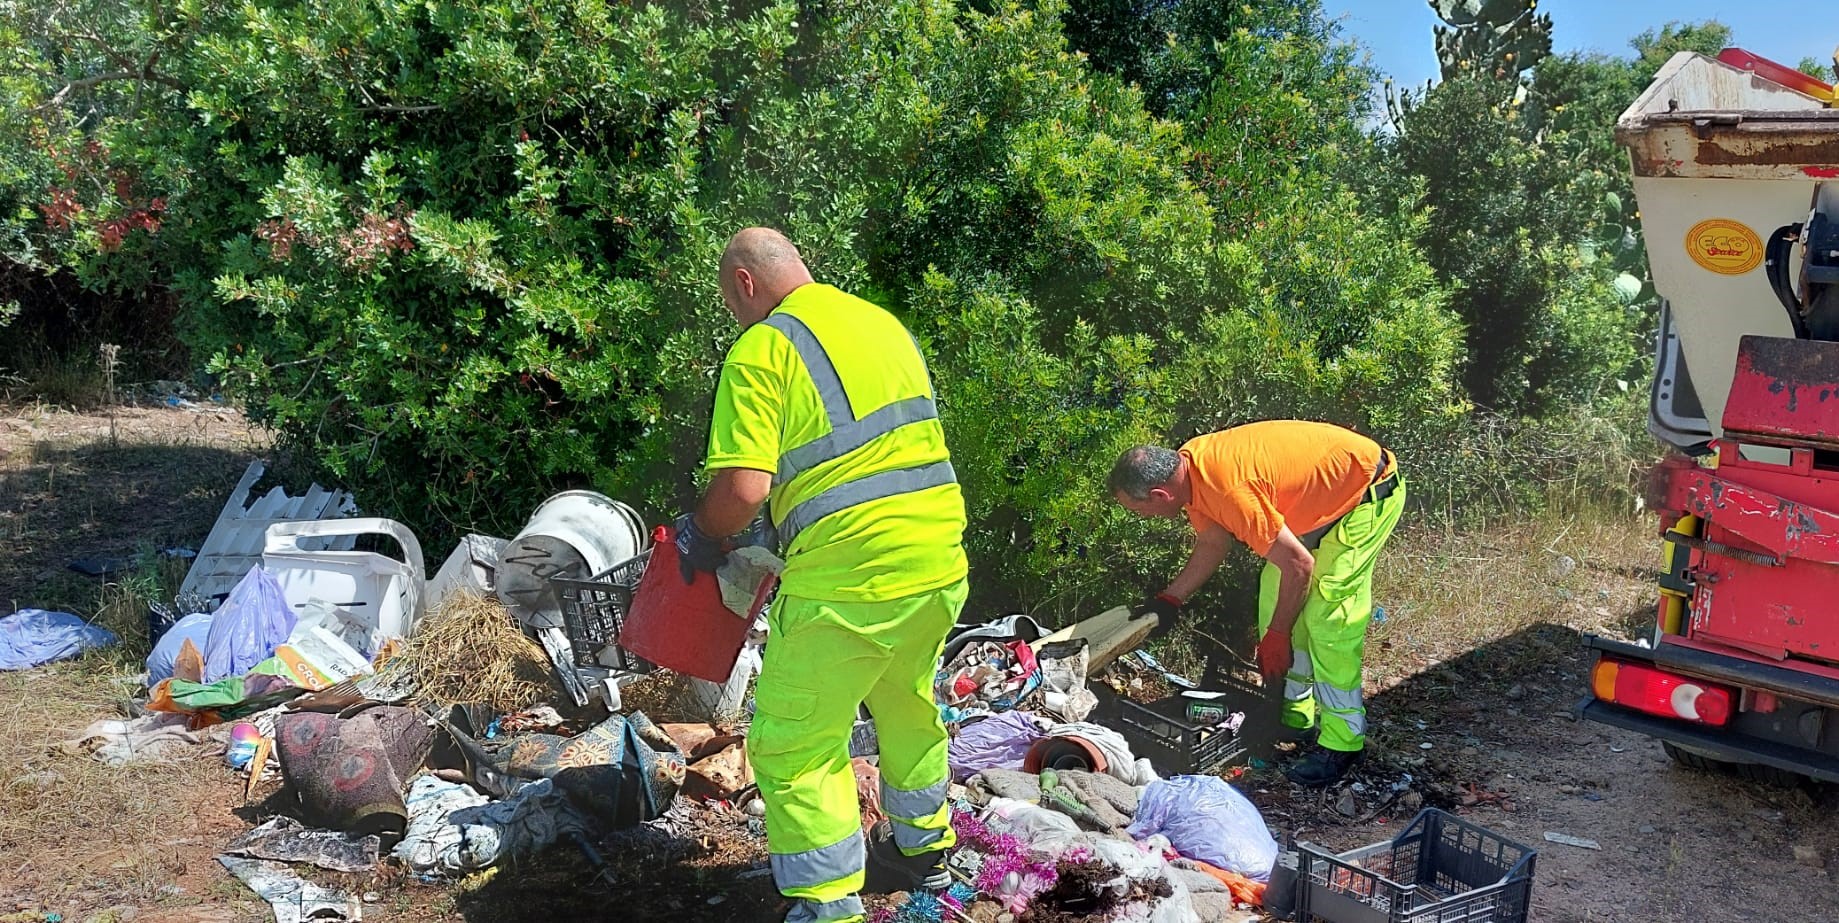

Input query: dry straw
[399,592,555,712]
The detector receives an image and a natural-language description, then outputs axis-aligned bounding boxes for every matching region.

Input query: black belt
[1299,450,1399,549]
[1365,450,1400,505]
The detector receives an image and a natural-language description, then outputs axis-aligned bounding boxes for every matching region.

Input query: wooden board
[1030,605,1158,676]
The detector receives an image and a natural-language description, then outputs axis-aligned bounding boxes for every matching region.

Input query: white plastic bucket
[496,490,648,629]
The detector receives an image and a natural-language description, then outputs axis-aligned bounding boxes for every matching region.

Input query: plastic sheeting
[0,609,116,670]
[948,711,1045,782]
[1127,775,1278,881]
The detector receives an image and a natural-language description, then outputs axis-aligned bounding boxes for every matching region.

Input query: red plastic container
[618,526,775,684]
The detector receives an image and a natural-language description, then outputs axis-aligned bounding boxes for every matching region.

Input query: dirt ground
[2,404,1836,923]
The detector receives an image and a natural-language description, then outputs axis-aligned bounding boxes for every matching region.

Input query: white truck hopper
[1618,51,1838,446]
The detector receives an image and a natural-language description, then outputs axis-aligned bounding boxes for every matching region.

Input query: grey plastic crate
[547,550,657,674]
[1294,808,1537,923]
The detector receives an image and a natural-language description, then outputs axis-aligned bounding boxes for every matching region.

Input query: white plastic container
[263,517,427,651]
[495,490,647,630]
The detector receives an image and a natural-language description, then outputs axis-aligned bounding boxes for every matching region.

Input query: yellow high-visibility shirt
[706,283,968,602]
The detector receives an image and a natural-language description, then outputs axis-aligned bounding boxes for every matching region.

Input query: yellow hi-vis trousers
[749,579,966,923]
[1257,480,1405,753]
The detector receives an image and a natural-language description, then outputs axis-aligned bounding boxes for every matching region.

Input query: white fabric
[1042,721,1158,786]
[66,713,208,766]
[392,775,594,876]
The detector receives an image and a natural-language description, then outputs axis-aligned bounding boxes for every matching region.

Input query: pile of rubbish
[12,463,1293,923]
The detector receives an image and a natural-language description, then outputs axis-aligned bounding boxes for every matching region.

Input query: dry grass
[1365,498,1655,692]
[399,593,557,713]
[0,657,252,912]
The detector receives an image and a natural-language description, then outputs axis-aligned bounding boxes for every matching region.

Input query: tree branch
[43,67,184,109]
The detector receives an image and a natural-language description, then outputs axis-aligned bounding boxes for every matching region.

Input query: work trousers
[749,579,967,923]
[1257,480,1406,753]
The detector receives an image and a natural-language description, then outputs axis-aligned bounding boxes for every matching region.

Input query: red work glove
[1257,628,1293,684]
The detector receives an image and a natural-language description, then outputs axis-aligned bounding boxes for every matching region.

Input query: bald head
[717,227,814,327]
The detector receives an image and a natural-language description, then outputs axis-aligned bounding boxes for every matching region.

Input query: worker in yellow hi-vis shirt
[677,228,967,923]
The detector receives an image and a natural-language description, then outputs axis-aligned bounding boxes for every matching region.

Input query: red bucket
[618,525,775,684]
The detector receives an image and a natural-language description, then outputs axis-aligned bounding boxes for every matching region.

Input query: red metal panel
[1656,458,1839,665]
[1723,335,1839,449]
[1658,467,1839,566]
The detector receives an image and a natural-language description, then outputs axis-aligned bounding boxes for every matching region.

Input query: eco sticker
[1685,218,1763,275]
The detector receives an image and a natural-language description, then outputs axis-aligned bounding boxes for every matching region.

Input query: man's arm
[1263,526,1316,634]
[1162,523,1234,602]
[693,467,772,537]
[1255,526,1316,680]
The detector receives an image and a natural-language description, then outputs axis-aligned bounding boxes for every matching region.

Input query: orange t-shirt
[1181,421,1386,556]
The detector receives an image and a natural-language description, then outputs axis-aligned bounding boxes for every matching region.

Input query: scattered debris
[217,856,361,923]
[263,517,427,653]
[393,775,596,877]
[275,706,433,839]
[496,490,645,630]
[425,534,509,613]
[1542,831,1601,850]
[64,712,206,765]
[181,461,358,604]
[223,817,380,873]
[1030,605,1158,677]
[398,593,554,713]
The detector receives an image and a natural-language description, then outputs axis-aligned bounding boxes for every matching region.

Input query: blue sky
[1320,1,1831,90]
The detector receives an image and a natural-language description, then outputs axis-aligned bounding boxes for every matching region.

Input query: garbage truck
[1578,49,1839,784]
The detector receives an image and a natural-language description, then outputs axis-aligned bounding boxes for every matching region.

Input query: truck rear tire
[1662,741,1807,787]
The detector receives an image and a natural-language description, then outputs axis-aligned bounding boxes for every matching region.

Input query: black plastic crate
[1114,674,1260,775]
[548,550,657,674]
[1294,808,1537,923]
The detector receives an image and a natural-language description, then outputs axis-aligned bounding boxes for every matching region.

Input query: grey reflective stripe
[775,394,939,486]
[1318,685,1367,738]
[891,822,949,852]
[786,895,867,923]
[778,460,957,548]
[763,313,853,425]
[771,830,865,890]
[881,778,948,821]
[1284,649,1313,701]
[1283,677,1312,702]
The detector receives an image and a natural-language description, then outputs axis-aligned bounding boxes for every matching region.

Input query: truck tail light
[1590,658,1733,726]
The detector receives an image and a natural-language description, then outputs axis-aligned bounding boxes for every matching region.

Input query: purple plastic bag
[948,711,1044,782]
[0,609,117,670]
[201,566,295,682]
[1127,775,1278,880]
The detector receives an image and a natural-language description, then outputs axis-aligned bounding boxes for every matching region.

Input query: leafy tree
[1526,22,1732,308]
[0,0,1560,627]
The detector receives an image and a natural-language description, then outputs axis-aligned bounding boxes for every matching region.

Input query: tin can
[1187,702,1228,725]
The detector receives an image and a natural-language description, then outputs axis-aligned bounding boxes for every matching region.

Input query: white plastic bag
[146,612,213,683]
[1126,775,1278,880]
[201,566,296,682]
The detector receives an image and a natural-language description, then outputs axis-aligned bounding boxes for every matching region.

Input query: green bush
[0,0,1648,628]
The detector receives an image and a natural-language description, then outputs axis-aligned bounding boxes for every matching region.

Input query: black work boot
[1284,746,1362,787]
[861,820,951,893]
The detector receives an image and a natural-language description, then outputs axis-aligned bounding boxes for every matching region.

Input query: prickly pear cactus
[1429,0,1552,82]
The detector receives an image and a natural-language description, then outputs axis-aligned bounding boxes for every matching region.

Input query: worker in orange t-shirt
[1108,421,1406,786]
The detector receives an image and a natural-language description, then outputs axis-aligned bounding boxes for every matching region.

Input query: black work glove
[1135,593,1183,640]
[673,513,728,584]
